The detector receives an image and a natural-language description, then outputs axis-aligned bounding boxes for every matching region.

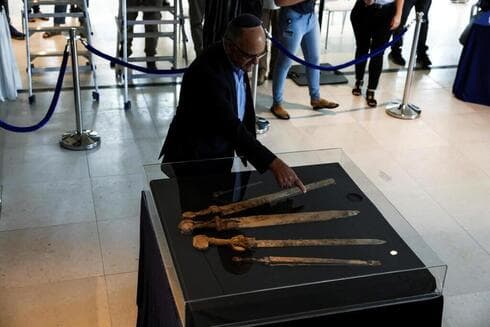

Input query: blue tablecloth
[453,12,490,106]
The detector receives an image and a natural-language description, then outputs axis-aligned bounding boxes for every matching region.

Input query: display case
[141,148,447,326]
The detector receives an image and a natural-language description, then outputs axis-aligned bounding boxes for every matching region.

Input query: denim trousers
[272,7,320,105]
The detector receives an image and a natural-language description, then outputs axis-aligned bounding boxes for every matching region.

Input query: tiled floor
[1,1,489,326]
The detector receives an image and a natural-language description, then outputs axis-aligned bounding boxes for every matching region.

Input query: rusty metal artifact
[232,256,381,267]
[179,210,359,235]
[193,234,386,251]
[182,178,336,220]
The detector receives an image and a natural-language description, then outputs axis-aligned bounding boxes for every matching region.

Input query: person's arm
[274,0,307,7]
[390,0,404,30]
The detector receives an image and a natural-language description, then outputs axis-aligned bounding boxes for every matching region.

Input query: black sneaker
[416,54,432,69]
[147,61,157,70]
[9,25,25,40]
[388,51,406,66]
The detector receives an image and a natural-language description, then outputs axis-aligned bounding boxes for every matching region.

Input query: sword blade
[236,210,359,229]
[221,178,336,216]
[233,256,381,266]
[255,238,386,248]
[182,178,335,219]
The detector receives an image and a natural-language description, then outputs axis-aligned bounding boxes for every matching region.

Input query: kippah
[229,14,263,28]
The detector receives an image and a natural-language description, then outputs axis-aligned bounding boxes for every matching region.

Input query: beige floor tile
[383,188,490,296]
[454,140,490,176]
[0,222,103,288]
[257,121,314,154]
[298,123,383,155]
[410,89,475,116]
[444,291,490,327]
[0,277,111,327]
[106,272,138,327]
[0,179,96,231]
[98,218,140,275]
[348,148,421,193]
[423,113,490,145]
[389,146,489,188]
[424,180,490,252]
[359,117,449,152]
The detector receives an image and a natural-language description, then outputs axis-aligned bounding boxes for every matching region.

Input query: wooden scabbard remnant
[232,256,381,267]
[179,210,359,235]
[193,234,386,251]
[182,178,335,220]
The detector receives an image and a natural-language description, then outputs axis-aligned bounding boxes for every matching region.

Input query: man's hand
[390,14,401,30]
[269,158,306,193]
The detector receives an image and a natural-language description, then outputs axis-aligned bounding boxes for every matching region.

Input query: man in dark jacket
[160,14,305,191]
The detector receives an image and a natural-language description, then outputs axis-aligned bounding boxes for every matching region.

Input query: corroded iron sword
[178,210,359,235]
[182,178,336,220]
[192,234,386,251]
[232,256,381,267]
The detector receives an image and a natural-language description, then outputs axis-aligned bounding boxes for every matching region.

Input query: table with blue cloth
[453,12,490,106]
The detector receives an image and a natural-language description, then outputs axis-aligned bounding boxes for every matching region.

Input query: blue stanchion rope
[0,44,69,133]
[81,40,187,75]
[267,26,409,71]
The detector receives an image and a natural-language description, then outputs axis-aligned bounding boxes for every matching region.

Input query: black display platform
[288,64,348,86]
[138,162,443,326]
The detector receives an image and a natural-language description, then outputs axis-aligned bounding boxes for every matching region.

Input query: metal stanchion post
[24,0,35,103]
[385,12,424,120]
[252,42,270,135]
[122,0,130,109]
[60,29,101,151]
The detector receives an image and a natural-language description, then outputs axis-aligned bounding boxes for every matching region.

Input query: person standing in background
[258,0,279,85]
[270,0,339,120]
[0,0,25,39]
[0,5,22,101]
[350,0,403,107]
[119,0,162,69]
[188,0,205,56]
[388,0,432,68]
[202,0,263,49]
[28,4,49,22]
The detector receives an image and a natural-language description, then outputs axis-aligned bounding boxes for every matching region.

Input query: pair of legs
[351,1,395,107]
[121,0,161,64]
[271,7,338,119]
[390,0,432,67]
[0,0,25,39]
[188,0,205,56]
[258,7,279,85]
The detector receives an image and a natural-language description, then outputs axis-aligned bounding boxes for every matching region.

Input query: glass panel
[144,148,447,326]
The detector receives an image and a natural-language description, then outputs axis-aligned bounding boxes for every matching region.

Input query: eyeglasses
[226,38,267,62]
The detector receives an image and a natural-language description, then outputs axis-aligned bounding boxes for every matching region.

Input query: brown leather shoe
[270,104,290,120]
[311,98,339,110]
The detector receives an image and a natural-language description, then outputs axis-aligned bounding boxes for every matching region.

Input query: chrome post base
[385,101,421,120]
[255,116,270,135]
[60,130,101,151]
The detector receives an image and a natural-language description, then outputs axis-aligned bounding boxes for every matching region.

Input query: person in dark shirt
[351,0,403,107]
[160,14,306,192]
[388,0,432,68]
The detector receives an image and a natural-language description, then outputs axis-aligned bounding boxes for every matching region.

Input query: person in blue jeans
[271,0,339,120]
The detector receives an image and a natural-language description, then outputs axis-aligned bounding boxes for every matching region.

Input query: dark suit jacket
[159,42,276,174]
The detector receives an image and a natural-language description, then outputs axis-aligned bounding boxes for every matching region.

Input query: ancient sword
[192,234,386,251]
[182,178,336,220]
[232,256,381,267]
[178,210,359,235]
